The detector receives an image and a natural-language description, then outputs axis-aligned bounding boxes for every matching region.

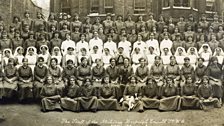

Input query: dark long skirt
[41,95,62,112]
[97,99,120,110]
[159,96,181,111]
[199,98,221,110]
[210,79,223,98]
[141,97,160,109]
[180,96,200,109]
[3,81,18,98]
[33,81,44,99]
[17,82,33,101]
[78,96,98,111]
[60,97,79,112]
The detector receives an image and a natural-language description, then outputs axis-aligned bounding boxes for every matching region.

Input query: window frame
[104,0,114,14]
[133,0,147,14]
[90,0,100,13]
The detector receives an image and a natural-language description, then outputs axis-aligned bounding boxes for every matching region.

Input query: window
[134,0,146,14]
[174,0,190,7]
[104,0,114,13]
[163,0,170,7]
[61,0,71,15]
[206,0,215,12]
[90,0,100,13]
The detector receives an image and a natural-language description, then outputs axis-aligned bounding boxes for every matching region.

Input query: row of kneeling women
[40,75,221,112]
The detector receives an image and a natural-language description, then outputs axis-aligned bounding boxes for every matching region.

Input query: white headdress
[198,43,212,55]
[174,47,187,56]
[14,46,24,57]
[187,47,199,57]
[26,46,37,56]
[213,47,224,56]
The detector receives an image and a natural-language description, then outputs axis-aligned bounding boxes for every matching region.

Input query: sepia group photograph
[0,0,224,126]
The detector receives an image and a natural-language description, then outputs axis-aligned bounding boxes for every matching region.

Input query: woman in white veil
[51,46,63,70]
[161,47,172,68]
[146,46,158,70]
[25,46,38,72]
[131,47,145,73]
[38,45,51,67]
[187,47,198,69]
[174,47,187,69]
[213,47,224,65]
[198,44,212,67]
[14,46,25,68]
[2,48,13,68]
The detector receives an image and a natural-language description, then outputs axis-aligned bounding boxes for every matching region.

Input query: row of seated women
[40,75,221,113]
[0,54,222,112]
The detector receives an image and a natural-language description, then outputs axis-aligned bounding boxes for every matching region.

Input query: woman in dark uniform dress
[33,12,45,32]
[121,76,144,112]
[106,58,119,84]
[206,56,223,103]
[195,58,207,86]
[127,29,138,45]
[0,31,13,51]
[103,14,114,34]
[82,17,92,33]
[114,15,125,34]
[17,58,33,102]
[76,57,92,86]
[70,14,82,32]
[159,77,181,111]
[180,57,195,81]
[125,15,135,34]
[141,77,160,109]
[92,58,105,84]
[33,57,48,100]
[61,76,80,112]
[165,55,181,87]
[21,11,33,30]
[77,78,98,112]
[48,58,64,96]
[49,31,62,52]
[180,76,200,110]
[135,15,146,33]
[97,76,120,111]
[197,76,221,110]
[12,30,24,52]
[135,57,149,85]
[24,32,37,50]
[40,76,62,112]
[92,17,103,32]
[46,13,58,32]
[62,60,77,86]
[150,56,164,95]
[3,58,18,99]
[119,57,134,92]
[11,16,22,31]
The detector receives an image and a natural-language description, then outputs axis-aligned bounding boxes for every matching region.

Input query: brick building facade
[0,0,42,27]
[50,0,224,21]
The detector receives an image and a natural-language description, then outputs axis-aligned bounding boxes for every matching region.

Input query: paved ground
[0,103,223,126]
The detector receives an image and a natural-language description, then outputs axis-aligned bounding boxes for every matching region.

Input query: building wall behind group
[0,0,42,28]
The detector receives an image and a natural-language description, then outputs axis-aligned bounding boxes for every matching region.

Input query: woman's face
[51,59,57,67]
[213,59,218,64]
[104,77,110,84]
[25,13,29,18]
[186,77,192,84]
[167,78,172,84]
[190,49,195,54]
[15,33,20,37]
[170,58,176,64]
[147,79,153,85]
[137,34,142,41]
[54,33,59,38]
[54,48,59,55]
[51,26,56,31]
[188,37,193,42]
[18,48,23,54]
[2,34,7,39]
[37,13,41,18]
[5,51,10,57]
[131,29,136,34]
[28,49,34,55]
[203,78,208,84]
[81,35,85,40]
[124,59,129,65]
[198,59,203,65]
[178,48,183,54]
[66,34,70,39]
[110,59,116,66]
[70,78,75,85]
[47,77,53,84]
